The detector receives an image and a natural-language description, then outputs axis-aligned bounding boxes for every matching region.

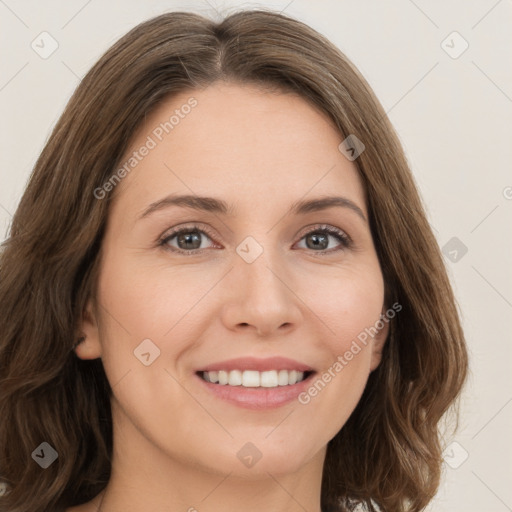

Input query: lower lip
[195,373,315,410]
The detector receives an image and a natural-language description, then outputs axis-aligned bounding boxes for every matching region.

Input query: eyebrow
[138,194,367,222]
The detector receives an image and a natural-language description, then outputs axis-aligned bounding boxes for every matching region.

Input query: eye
[159,224,218,255]
[295,224,352,253]
[158,223,352,255]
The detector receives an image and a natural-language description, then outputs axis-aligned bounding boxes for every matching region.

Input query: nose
[220,247,303,338]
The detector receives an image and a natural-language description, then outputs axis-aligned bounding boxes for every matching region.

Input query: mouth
[197,369,314,387]
[194,356,316,409]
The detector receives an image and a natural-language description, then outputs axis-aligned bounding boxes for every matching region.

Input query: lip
[195,371,316,410]
[197,356,314,373]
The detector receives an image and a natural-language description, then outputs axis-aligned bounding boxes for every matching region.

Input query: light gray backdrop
[1,1,511,510]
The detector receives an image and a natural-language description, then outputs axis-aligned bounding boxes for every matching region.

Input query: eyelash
[158,223,352,256]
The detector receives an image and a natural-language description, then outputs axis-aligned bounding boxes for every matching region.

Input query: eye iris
[178,231,202,250]
[306,232,328,250]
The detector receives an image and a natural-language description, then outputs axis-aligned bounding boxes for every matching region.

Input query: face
[77,82,388,479]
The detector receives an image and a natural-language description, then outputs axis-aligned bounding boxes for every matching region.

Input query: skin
[70,82,388,512]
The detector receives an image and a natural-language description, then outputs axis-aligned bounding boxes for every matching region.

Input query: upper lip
[198,357,314,373]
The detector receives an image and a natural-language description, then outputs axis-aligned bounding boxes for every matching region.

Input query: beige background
[1,1,511,510]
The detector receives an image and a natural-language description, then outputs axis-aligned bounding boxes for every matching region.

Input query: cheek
[94,258,204,435]
[95,252,226,398]
[297,262,385,348]
[97,252,207,341]
[294,265,384,428]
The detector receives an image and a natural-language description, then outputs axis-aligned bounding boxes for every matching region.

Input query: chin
[191,436,320,478]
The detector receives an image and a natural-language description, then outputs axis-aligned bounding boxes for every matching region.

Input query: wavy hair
[0,9,468,512]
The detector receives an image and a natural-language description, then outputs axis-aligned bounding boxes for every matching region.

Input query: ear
[369,308,390,372]
[74,298,102,360]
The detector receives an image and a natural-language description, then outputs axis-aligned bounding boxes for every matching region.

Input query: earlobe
[74,299,102,360]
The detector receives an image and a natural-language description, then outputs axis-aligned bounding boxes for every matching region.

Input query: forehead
[110,82,365,220]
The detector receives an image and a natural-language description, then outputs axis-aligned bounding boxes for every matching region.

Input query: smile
[200,369,311,387]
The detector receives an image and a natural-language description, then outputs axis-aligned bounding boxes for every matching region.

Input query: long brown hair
[0,9,468,512]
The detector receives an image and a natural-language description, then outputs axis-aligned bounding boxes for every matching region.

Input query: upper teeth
[202,369,306,387]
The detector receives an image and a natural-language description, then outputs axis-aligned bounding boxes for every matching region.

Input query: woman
[0,9,468,512]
